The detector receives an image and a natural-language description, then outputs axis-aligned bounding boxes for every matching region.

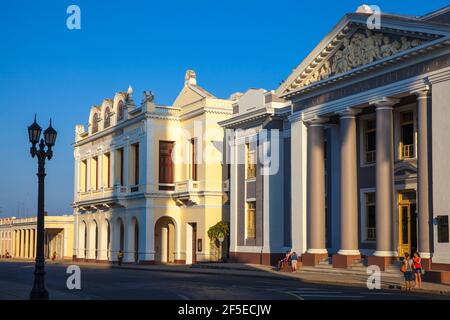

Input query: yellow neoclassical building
[73,70,233,264]
[0,215,74,260]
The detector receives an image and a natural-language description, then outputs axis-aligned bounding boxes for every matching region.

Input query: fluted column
[415,89,431,265]
[20,229,25,257]
[303,117,328,266]
[14,230,19,257]
[24,229,29,258]
[333,109,361,268]
[369,98,398,270]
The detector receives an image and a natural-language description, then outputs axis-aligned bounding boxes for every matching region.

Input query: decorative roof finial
[127,85,133,95]
[185,70,197,85]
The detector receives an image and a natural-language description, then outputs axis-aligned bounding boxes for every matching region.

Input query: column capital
[369,97,399,109]
[411,86,431,99]
[336,107,361,119]
[305,116,329,127]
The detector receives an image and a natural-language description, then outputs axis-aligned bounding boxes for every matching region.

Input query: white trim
[374,250,398,257]
[307,248,328,254]
[337,249,361,256]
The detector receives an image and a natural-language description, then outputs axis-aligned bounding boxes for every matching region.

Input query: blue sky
[0,0,447,217]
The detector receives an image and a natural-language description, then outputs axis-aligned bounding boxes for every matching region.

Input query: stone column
[333,109,361,268]
[369,98,398,271]
[415,89,432,269]
[24,229,29,258]
[14,230,19,257]
[140,199,155,264]
[30,229,35,258]
[110,149,116,188]
[123,143,130,187]
[98,219,109,261]
[303,117,329,266]
[20,229,25,257]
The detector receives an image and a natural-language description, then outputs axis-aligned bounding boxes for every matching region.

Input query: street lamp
[27,115,57,300]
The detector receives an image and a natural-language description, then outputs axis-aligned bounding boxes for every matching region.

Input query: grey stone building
[220,89,292,265]
[277,5,450,271]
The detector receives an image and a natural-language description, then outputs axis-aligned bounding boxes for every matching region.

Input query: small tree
[208,222,230,262]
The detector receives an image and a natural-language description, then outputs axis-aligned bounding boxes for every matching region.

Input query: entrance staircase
[301,256,403,279]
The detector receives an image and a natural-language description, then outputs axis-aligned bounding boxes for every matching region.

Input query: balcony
[173,180,199,206]
[401,144,415,160]
[76,185,135,209]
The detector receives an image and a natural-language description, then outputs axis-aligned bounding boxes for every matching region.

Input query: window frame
[360,188,376,243]
[159,141,175,190]
[245,142,256,180]
[245,201,256,240]
[104,107,112,129]
[92,113,100,134]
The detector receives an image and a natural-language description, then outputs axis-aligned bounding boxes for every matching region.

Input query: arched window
[92,113,99,133]
[104,107,111,128]
[117,101,124,121]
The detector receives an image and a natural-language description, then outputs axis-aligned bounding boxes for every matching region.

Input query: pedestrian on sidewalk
[291,252,298,273]
[118,250,124,266]
[413,252,423,289]
[402,253,414,291]
[277,250,292,271]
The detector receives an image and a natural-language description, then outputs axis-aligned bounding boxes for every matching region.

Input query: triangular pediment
[277,13,449,96]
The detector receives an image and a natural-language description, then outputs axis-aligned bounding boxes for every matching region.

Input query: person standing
[413,252,423,289]
[291,252,298,273]
[118,250,124,266]
[402,253,414,291]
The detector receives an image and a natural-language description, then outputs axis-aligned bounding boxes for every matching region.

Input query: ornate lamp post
[27,115,57,300]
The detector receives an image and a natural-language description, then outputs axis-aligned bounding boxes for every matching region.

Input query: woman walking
[413,252,423,289]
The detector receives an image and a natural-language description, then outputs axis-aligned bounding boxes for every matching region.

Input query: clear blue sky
[0,0,447,217]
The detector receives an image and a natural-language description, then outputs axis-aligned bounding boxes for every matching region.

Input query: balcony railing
[365,150,376,164]
[77,185,128,202]
[401,144,415,159]
[174,180,199,193]
[366,227,376,241]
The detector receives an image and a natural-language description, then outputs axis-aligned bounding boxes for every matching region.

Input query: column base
[302,252,328,267]
[421,258,432,271]
[368,255,394,271]
[332,254,361,269]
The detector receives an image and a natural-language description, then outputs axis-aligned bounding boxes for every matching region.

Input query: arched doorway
[116,217,125,252]
[154,217,176,263]
[129,217,139,263]
[101,219,111,260]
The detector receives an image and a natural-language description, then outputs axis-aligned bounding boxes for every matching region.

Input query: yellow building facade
[73,71,232,264]
[0,215,74,260]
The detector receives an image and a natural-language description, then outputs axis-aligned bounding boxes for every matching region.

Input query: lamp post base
[29,288,49,300]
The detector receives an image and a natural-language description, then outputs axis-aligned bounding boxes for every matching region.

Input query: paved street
[0,261,448,300]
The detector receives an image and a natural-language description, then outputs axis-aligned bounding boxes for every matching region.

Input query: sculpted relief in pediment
[290,30,424,90]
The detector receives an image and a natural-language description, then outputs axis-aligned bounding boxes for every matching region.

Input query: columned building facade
[278,7,450,270]
[0,216,74,260]
[73,71,232,264]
